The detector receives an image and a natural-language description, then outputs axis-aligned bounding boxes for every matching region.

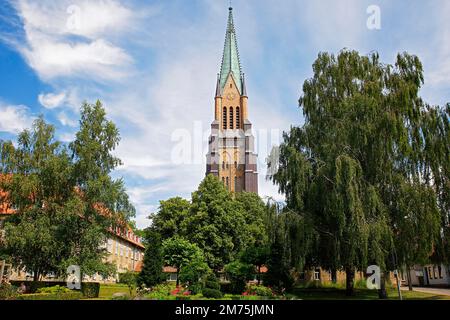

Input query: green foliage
[179,253,210,294]
[202,274,223,298]
[263,229,294,293]
[202,288,223,299]
[119,271,138,296]
[0,101,135,280]
[138,230,165,288]
[0,283,18,300]
[270,50,446,296]
[150,197,190,240]
[162,236,204,286]
[37,285,72,294]
[224,261,254,294]
[145,283,176,300]
[16,292,83,300]
[246,284,273,297]
[81,282,100,298]
[147,175,269,272]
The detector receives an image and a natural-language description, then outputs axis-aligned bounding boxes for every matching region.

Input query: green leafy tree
[150,197,190,240]
[184,175,247,270]
[162,236,204,287]
[224,260,254,294]
[0,118,76,280]
[235,192,269,246]
[65,101,135,278]
[179,252,210,294]
[263,225,294,294]
[0,101,136,281]
[137,230,165,288]
[271,50,443,296]
[119,271,138,297]
[240,246,270,285]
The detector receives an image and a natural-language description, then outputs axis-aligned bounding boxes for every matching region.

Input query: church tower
[206,7,258,194]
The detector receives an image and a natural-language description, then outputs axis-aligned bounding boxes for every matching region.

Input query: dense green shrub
[37,285,73,294]
[246,285,273,297]
[224,261,254,294]
[16,292,83,300]
[202,288,223,299]
[0,283,18,300]
[205,280,220,290]
[145,283,174,300]
[138,231,165,288]
[220,282,233,294]
[81,282,100,298]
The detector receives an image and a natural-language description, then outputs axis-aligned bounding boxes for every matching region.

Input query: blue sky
[0,0,449,229]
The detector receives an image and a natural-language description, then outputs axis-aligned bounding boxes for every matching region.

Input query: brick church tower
[206,7,258,194]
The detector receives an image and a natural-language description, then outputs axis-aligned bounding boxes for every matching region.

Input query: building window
[236,107,240,129]
[234,161,237,168]
[167,273,178,282]
[314,269,321,281]
[229,107,234,129]
[223,107,227,130]
[226,177,229,188]
[222,161,226,170]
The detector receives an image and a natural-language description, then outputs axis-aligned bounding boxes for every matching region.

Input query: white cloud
[57,111,77,127]
[0,103,34,134]
[9,0,138,81]
[38,92,66,109]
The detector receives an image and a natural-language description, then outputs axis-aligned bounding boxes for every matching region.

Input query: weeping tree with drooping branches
[270,50,446,296]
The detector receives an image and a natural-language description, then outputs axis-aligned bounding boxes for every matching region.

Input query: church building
[206,7,258,194]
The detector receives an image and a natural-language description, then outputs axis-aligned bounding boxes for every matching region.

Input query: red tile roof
[163,266,178,273]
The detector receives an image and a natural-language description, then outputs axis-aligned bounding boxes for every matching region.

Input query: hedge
[10,281,100,298]
[81,282,100,298]
[16,292,84,300]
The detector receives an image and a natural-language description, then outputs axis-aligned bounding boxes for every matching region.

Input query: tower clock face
[226,93,236,100]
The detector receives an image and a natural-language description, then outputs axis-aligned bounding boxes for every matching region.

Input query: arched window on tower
[226,177,229,189]
[223,107,227,130]
[229,107,234,129]
[236,107,240,129]
[222,161,225,170]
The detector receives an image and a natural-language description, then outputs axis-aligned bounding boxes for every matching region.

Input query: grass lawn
[288,287,450,300]
[97,284,134,300]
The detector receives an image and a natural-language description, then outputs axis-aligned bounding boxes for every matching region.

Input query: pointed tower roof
[219,7,243,95]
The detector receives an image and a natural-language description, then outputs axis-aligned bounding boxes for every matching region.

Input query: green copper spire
[219,7,243,95]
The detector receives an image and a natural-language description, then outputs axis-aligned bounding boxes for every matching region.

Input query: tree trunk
[378,272,387,299]
[33,267,39,282]
[406,268,413,291]
[345,267,354,296]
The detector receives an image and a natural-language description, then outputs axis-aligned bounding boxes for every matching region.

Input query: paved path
[401,286,450,296]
